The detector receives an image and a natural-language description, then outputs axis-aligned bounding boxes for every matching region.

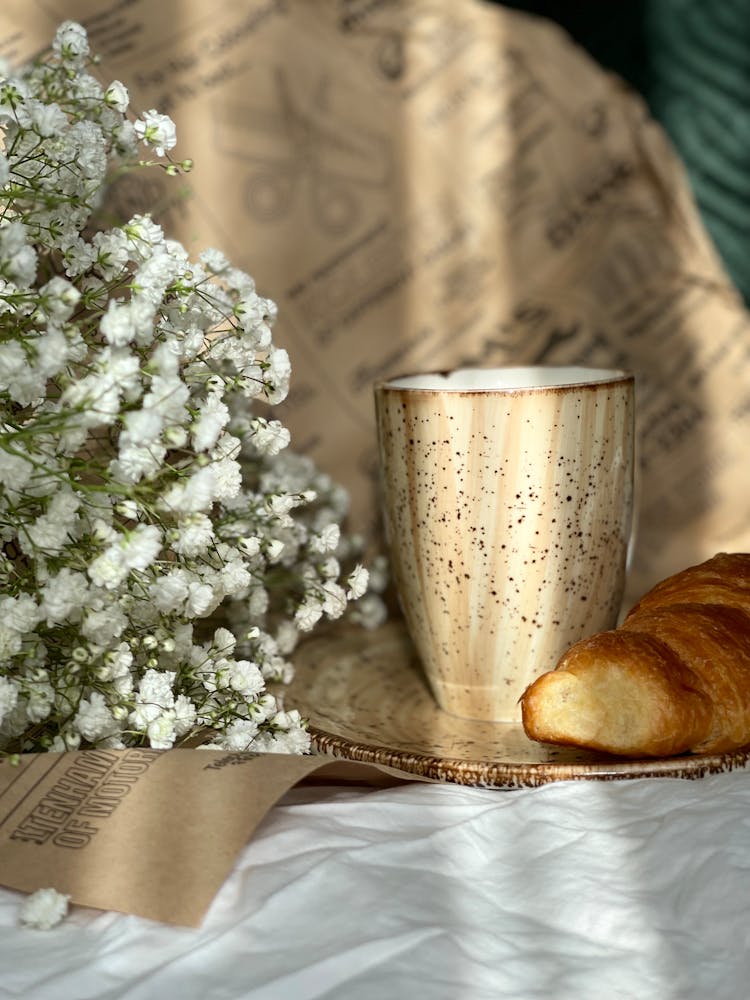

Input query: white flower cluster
[19,887,70,930]
[0,23,385,756]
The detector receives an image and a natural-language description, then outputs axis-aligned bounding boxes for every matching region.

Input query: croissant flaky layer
[520,553,750,757]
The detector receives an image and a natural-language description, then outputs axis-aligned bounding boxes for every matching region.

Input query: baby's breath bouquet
[0,22,385,756]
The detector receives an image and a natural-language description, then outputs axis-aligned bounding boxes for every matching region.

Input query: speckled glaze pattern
[374,370,634,722]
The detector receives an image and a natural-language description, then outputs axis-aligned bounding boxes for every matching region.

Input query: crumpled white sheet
[2,770,750,1000]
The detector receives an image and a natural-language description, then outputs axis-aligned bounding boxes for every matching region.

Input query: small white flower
[106,644,134,690]
[252,722,310,755]
[103,80,129,112]
[24,99,68,138]
[295,599,323,632]
[271,709,303,731]
[0,341,27,391]
[99,300,136,346]
[173,695,197,736]
[0,677,19,727]
[40,276,80,321]
[121,523,162,571]
[92,519,117,544]
[346,564,369,600]
[220,556,251,595]
[150,569,190,614]
[74,691,117,741]
[173,513,214,557]
[0,594,41,634]
[20,488,80,556]
[122,408,163,446]
[247,586,269,618]
[25,675,54,724]
[0,447,33,493]
[125,214,165,259]
[135,110,177,157]
[98,347,141,397]
[81,606,126,643]
[266,348,291,403]
[20,888,70,930]
[276,726,312,754]
[268,494,297,517]
[192,394,229,452]
[161,466,216,515]
[267,539,285,563]
[349,593,388,630]
[220,718,259,751]
[275,620,299,655]
[63,730,82,751]
[229,659,264,698]
[0,222,37,286]
[184,580,215,617]
[35,327,70,378]
[212,433,242,462]
[213,627,236,655]
[111,118,139,156]
[91,230,129,282]
[134,252,180,306]
[239,536,261,558]
[116,499,139,519]
[58,234,95,277]
[137,668,175,711]
[251,418,290,456]
[321,582,347,620]
[111,442,166,484]
[200,248,229,273]
[88,546,128,590]
[310,524,340,554]
[61,375,120,426]
[234,291,264,332]
[164,424,188,448]
[211,457,242,502]
[53,20,89,63]
[147,712,176,749]
[321,556,340,580]
[0,625,23,663]
[40,569,89,624]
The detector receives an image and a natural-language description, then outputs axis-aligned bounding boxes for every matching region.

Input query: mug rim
[374,365,634,394]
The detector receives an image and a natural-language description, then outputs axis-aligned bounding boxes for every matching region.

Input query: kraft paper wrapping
[0,750,411,926]
[3,0,749,600]
[3,0,750,925]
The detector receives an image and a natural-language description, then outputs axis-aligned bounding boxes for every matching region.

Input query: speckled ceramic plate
[287,620,750,788]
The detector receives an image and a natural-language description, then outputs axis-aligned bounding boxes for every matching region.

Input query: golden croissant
[521,553,750,757]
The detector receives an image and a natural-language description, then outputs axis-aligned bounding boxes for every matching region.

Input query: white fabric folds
[2,771,750,999]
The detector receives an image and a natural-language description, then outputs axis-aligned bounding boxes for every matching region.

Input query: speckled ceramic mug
[374,366,634,723]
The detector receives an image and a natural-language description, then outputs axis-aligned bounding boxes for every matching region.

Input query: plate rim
[308,726,750,788]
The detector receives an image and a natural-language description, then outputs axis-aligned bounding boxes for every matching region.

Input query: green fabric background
[499,0,750,305]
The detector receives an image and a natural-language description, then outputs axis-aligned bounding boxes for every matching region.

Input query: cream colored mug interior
[384,366,631,392]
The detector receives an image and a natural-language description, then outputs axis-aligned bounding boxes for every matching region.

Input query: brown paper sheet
[3,0,750,601]
[0,749,412,926]
[3,0,749,927]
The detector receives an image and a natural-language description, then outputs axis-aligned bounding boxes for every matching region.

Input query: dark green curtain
[498,0,750,305]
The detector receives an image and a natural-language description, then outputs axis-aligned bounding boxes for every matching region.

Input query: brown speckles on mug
[374,366,635,723]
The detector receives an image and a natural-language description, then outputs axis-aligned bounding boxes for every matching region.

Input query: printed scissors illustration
[215,67,390,235]
[338,1,453,82]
